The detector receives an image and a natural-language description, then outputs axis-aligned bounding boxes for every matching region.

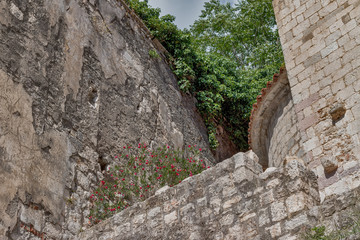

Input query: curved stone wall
[267,87,303,167]
[249,69,304,168]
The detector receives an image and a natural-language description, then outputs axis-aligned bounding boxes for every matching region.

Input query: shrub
[88,144,209,224]
[148,49,160,58]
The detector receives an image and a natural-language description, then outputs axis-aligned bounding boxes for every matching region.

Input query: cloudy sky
[147,0,236,29]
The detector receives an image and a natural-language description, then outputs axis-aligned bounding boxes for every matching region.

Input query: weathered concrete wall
[77,152,321,240]
[0,0,215,238]
[273,0,360,199]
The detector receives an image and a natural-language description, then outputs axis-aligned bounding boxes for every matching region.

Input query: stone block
[259,167,281,180]
[234,167,257,184]
[266,223,282,238]
[304,2,321,18]
[147,207,161,219]
[286,192,306,214]
[337,85,355,100]
[299,113,319,131]
[260,190,275,206]
[220,213,235,226]
[223,196,241,210]
[259,208,270,227]
[271,202,287,222]
[234,151,262,173]
[322,43,340,62]
[164,211,177,225]
[285,214,308,231]
[295,93,320,113]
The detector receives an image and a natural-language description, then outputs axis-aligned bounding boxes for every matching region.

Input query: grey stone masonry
[273,0,360,199]
[76,152,320,240]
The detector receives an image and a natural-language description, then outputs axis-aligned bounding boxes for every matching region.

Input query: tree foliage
[123,0,284,151]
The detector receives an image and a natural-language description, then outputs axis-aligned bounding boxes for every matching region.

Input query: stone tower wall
[273,0,360,199]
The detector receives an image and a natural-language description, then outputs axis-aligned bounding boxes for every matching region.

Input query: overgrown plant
[122,0,284,151]
[303,217,360,240]
[148,49,160,58]
[88,144,209,225]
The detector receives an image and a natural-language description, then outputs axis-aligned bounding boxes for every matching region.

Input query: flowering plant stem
[88,144,209,224]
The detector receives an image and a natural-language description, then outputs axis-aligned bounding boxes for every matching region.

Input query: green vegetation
[123,0,284,150]
[303,221,360,240]
[148,49,160,58]
[89,144,208,224]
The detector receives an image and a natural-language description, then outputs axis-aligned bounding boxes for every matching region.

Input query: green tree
[122,0,284,151]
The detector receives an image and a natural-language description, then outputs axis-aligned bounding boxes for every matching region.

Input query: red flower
[199,148,202,151]
[188,145,191,148]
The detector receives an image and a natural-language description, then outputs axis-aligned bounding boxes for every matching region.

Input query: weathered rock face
[0,0,214,238]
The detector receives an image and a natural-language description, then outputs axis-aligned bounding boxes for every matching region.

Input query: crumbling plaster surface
[0,0,215,238]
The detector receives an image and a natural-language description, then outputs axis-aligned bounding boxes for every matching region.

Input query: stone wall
[0,0,216,238]
[273,0,360,198]
[249,70,303,168]
[267,91,301,167]
[76,152,321,240]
